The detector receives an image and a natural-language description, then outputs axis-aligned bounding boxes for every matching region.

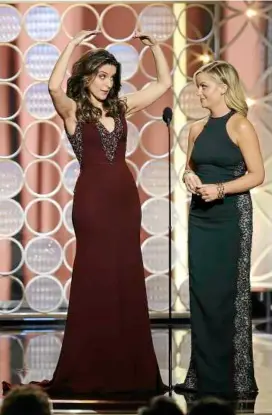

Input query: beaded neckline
[97,117,117,134]
[95,116,123,163]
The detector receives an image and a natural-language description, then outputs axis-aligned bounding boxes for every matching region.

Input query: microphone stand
[166,116,172,395]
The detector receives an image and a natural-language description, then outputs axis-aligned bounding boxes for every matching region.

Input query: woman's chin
[90,93,107,103]
[99,96,108,102]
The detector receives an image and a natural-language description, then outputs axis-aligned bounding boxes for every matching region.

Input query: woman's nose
[106,79,112,88]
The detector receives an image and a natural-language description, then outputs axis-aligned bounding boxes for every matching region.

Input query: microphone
[162,107,173,126]
[162,105,173,392]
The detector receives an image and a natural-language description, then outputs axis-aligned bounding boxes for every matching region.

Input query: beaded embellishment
[64,122,83,167]
[96,116,123,163]
[233,160,246,177]
[232,162,258,394]
[184,350,197,390]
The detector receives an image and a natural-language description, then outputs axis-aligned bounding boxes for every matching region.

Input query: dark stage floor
[0,320,271,414]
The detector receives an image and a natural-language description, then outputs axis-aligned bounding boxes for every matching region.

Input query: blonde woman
[175,61,264,398]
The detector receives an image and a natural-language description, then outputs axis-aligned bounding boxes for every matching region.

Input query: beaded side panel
[184,350,197,390]
[96,116,123,163]
[65,122,83,167]
[233,160,246,177]
[233,190,258,394]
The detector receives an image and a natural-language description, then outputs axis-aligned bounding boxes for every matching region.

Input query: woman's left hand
[133,30,157,46]
[196,184,219,202]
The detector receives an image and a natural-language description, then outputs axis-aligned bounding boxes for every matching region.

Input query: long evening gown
[2,113,165,399]
[177,110,258,399]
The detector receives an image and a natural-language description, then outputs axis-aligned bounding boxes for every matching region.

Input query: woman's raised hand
[133,30,157,47]
[70,30,101,46]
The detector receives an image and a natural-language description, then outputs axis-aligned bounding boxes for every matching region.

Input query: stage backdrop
[0,1,271,320]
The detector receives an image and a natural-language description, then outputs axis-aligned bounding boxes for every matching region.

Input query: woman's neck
[209,103,230,118]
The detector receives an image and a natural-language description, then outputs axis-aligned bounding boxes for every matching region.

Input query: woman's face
[88,64,117,102]
[195,72,227,110]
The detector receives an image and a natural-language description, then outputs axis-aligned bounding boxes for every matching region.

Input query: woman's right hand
[183,172,203,194]
[70,30,101,46]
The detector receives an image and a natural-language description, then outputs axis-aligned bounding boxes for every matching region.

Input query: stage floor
[0,321,271,414]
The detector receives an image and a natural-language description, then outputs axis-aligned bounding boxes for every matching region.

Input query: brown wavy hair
[66,48,127,122]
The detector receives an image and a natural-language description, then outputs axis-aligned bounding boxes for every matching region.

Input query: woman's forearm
[224,172,264,194]
[48,41,76,92]
[150,44,172,88]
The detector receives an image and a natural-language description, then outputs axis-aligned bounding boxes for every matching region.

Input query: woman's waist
[81,159,127,168]
[76,162,136,185]
[194,168,246,184]
[190,191,252,217]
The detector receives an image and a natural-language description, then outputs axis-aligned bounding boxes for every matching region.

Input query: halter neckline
[209,109,234,119]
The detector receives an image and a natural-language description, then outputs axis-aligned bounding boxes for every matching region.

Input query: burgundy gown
[2,113,165,399]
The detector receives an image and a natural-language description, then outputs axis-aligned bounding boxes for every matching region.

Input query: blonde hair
[193,60,248,117]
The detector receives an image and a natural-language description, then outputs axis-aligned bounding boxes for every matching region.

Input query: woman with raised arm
[3,30,171,399]
[174,60,264,399]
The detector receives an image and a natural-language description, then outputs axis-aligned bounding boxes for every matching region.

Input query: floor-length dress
[3,113,165,399]
[183,110,258,398]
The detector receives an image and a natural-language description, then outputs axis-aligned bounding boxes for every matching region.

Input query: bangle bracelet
[217,182,225,199]
[182,169,194,183]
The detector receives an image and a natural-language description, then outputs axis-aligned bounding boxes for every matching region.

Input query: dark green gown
[184,110,258,398]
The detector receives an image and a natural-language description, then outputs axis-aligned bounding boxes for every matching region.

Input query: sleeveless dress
[2,113,165,399]
[181,110,258,398]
